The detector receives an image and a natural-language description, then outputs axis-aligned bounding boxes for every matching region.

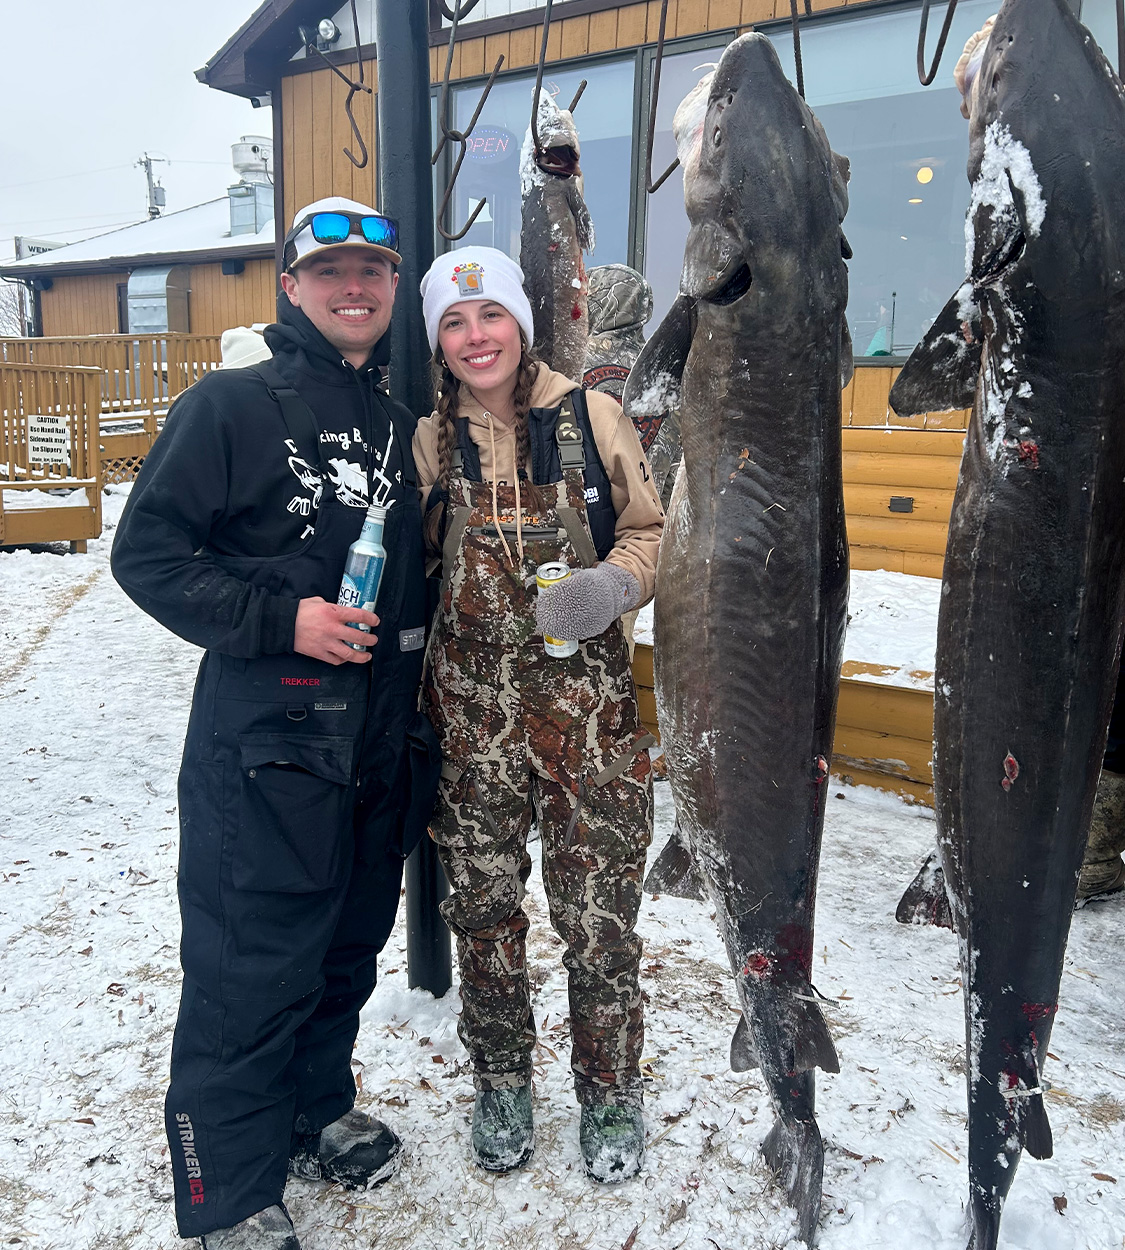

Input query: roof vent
[232,136,273,185]
[228,135,274,237]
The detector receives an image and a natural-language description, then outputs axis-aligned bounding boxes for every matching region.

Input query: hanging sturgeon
[889,3,1125,1246]
[626,34,852,1245]
[519,89,594,381]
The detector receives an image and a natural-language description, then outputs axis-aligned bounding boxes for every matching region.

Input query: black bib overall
[165,367,438,1238]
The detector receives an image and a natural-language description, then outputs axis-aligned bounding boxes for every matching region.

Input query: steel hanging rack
[530,0,587,165]
[432,0,505,241]
[789,0,813,101]
[300,0,372,168]
[1117,0,1124,79]
[642,0,679,194]
[917,0,961,87]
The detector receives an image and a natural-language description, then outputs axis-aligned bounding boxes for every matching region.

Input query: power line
[0,164,133,193]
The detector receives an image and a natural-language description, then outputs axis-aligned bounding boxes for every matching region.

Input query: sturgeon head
[892,0,1125,424]
[520,90,595,381]
[679,34,852,381]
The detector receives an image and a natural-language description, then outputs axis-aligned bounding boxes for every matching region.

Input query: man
[112,197,438,1250]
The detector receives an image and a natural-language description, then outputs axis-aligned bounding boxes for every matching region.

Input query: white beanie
[420,246,535,354]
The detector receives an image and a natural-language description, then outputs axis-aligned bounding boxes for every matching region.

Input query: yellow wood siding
[39,273,122,337]
[187,259,277,336]
[280,59,380,232]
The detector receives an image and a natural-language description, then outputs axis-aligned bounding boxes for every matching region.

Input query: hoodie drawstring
[484,412,524,569]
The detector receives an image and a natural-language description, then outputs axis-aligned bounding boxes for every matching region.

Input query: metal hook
[567,80,588,114]
[917,0,961,88]
[789,0,813,101]
[530,0,557,163]
[302,1,372,168]
[438,0,483,19]
[643,0,679,195]
[432,0,505,241]
[1117,0,1124,80]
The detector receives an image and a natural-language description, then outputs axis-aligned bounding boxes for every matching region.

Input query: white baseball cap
[282,196,402,271]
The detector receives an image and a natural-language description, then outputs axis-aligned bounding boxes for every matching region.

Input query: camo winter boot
[471,1085,534,1171]
[1078,768,1125,902]
[200,1205,300,1249]
[289,1109,402,1189]
[579,1103,645,1182]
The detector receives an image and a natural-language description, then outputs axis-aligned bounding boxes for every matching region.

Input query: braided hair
[425,343,545,552]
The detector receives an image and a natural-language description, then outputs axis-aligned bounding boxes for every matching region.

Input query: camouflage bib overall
[424,432,654,1106]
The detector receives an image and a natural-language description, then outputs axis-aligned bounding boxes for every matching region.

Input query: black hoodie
[111,298,414,658]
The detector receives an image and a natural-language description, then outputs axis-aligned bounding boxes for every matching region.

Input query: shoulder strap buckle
[555,400,585,473]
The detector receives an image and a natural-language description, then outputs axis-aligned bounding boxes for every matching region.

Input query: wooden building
[0,142,277,338]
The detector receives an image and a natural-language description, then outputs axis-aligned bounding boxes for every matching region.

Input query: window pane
[766,0,999,354]
[448,59,636,264]
[1080,0,1122,62]
[641,42,731,327]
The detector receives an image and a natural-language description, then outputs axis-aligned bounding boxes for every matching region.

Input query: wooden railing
[0,360,104,547]
[0,333,222,416]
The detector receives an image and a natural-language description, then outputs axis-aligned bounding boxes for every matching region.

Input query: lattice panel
[102,457,147,486]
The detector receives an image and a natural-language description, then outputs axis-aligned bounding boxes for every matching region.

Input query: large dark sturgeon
[626,34,852,1245]
[890,2,1125,1245]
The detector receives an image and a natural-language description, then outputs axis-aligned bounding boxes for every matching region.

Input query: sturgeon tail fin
[762,1116,825,1247]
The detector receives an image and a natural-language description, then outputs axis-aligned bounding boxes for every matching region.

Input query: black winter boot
[200,1205,299,1249]
[580,1103,644,1182]
[289,1109,402,1189]
[470,1085,534,1171]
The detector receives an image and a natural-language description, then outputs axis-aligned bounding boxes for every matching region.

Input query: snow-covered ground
[1,493,1122,1250]
[635,568,942,690]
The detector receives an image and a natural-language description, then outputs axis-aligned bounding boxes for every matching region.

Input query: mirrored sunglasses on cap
[284,210,400,267]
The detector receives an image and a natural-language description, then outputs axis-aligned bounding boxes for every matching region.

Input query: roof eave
[196,0,333,99]
[0,243,276,281]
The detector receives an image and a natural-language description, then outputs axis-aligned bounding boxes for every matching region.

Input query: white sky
[0,0,269,260]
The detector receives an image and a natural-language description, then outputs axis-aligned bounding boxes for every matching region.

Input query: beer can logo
[338,575,362,609]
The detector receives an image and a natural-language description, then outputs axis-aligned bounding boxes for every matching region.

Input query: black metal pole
[375,0,451,996]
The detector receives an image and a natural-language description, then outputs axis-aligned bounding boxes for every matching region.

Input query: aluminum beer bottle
[338,502,388,650]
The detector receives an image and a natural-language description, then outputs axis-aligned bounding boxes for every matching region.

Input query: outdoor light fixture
[908,197,923,204]
[299,19,341,52]
[916,166,934,185]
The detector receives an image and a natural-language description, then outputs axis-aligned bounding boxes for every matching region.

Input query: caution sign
[27,412,71,466]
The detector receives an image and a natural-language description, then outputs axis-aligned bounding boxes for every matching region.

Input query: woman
[415,247,663,1181]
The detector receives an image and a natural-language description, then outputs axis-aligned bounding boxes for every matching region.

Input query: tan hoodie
[414,363,664,604]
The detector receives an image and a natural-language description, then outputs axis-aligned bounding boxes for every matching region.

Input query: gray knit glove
[536,562,641,642]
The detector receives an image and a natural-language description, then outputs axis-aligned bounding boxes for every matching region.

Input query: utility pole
[136,153,169,218]
[374,0,451,997]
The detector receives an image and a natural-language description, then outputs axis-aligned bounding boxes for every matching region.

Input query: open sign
[466,126,515,162]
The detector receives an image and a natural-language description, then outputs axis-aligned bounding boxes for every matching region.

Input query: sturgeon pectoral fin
[1024,1090,1053,1160]
[890,286,982,417]
[623,293,696,419]
[895,850,954,930]
[643,823,706,900]
[730,1012,759,1072]
[762,1115,825,1248]
[791,992,841,1075]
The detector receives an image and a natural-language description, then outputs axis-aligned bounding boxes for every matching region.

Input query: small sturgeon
[519,90,594,382]
[626,34,852,1244]
[889,3,1125,1245]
